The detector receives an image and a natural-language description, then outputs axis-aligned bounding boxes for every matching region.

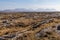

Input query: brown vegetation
[0,12,60,40]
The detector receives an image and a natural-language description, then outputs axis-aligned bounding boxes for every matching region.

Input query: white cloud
[25,4,60,11]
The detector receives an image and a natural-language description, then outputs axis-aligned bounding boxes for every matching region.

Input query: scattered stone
[0,37,5,40]
[57,25,60,30]
[3,34,16,38]
[15,22,26,27]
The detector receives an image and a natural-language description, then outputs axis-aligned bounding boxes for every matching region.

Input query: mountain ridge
[0,8,57,12]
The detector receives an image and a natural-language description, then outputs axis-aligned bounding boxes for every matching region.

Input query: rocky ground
[0,12,60,40]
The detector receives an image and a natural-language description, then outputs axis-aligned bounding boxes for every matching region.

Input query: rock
[57,25,60,30]
[2,20,7,23]
[0,37,5,40]
[15,22,26,27]
[3,34,16,38]
[2,20,12,28]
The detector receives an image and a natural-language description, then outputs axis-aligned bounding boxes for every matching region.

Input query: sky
[0,0,60,11]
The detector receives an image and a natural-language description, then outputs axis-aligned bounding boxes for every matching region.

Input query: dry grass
[0,12,60,40]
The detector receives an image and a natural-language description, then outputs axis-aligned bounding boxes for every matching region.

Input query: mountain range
[0,8,57,12]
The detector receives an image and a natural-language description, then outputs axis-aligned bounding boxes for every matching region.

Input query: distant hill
[36,8,56,12]
[0,8,57,12]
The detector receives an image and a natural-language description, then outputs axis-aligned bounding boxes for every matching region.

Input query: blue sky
[0,0,60,10]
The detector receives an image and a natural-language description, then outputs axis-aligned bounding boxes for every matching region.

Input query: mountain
[1,8,57,12]
[35,8,56,12]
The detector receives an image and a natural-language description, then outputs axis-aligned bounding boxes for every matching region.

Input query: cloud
[25,4,60,11]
